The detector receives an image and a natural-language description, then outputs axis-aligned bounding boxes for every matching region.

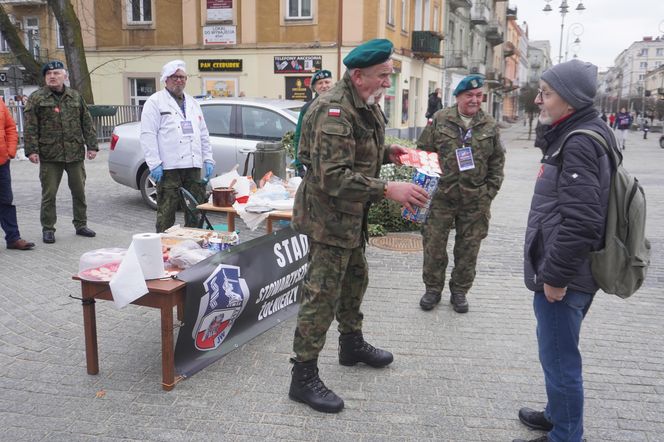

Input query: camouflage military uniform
[24,86,97,232]
[291,72,392,361]
[416,105,504,296]
[156,169,205,233]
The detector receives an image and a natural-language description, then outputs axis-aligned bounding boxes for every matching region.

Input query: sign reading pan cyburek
[174,227,308,378]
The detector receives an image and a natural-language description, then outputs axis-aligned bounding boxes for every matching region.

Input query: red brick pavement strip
[0,124,662,441]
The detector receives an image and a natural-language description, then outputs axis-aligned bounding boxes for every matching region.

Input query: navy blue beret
[343,39,394,69]
[311,70,332,88]
[453,75,484,96]
[42,61,65,76]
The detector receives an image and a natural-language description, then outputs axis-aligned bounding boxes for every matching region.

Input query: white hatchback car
[108,97,301,209]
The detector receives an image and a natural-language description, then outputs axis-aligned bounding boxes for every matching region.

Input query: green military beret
[311,70,332,89]
[453,74,484,96]
[42,60,65,76]
[343,39,394,69]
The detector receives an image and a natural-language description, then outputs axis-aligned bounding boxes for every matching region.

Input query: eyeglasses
[169,75,188,82]
[537,89,555,101]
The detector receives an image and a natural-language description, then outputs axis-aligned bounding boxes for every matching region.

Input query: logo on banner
[192,264,249,351]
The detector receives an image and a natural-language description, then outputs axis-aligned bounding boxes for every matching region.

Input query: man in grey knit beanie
[540,59,597,111]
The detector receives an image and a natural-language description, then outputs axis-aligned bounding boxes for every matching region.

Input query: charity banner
[174,227,308,378]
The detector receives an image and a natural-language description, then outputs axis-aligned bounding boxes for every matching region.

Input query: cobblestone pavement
[1,122,662,442]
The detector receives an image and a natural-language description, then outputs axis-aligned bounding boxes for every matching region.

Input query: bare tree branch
[0,3,42,85]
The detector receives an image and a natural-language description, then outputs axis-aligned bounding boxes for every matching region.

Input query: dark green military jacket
[417,105,504,201]
[292,72,391,249]
[24,86,98,162]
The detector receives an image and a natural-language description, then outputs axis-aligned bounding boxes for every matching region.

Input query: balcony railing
[411,31,443,58]
[470,3,491,26]
[449,0,472,10]
[445,51,469,69]
[485,20,504,46]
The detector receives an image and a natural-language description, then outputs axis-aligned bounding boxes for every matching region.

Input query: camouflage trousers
[422,194,491,295]
[155,168,205,233]
[293,241,368,361]
[39,161,87,232]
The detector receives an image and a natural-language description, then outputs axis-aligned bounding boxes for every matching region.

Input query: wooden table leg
[160,298,176,391]
[227,212,235,232]
[266,218,273,234]
[81,289,99,375]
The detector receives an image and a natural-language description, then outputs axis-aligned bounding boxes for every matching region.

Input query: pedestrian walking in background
[614,107,632,150]
[1,98,35,251]
[608,112,616,128]
[416,74,505,313]
[642,119,649,139]
[23,61,98,244]
[140,60,215,233]
[600,111,607,122]
[425,87,443,120]
[292,69,335,177]
[289,39,429,414]
[513,59,615,442]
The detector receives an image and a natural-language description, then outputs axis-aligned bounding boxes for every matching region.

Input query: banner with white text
[174,227,308,378]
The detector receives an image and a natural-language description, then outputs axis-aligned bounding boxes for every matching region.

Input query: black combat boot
[288,358,344,413]
[450,292,469,313]
[338,331,393,368]
[419,290,442,310]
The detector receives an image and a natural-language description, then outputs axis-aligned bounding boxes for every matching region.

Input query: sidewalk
[0,121,662,441]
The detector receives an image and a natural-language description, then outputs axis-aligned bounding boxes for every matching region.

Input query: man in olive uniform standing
[416,75,505,313]
[24,61,98,244]
[289,39,429,413]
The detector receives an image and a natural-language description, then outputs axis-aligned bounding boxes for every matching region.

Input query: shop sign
[206,0,233,21]
[274,55,322,74]
[285,77,312,101]
[203,25,237,45]
[198,59,243,72]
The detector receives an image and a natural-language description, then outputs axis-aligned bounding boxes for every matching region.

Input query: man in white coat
[140,60,215,232]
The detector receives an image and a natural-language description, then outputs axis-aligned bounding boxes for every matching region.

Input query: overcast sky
[513,0,664,71]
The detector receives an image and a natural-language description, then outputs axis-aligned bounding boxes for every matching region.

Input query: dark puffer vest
[524,107,615,294]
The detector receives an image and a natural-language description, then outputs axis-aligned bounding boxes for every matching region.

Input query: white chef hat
[160,59,187,83]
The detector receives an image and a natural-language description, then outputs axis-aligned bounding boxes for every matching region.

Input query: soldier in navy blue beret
[41,60,65,77]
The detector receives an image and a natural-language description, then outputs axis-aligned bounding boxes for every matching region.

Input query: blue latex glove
[204,161,214,180]
[150,165,163,183]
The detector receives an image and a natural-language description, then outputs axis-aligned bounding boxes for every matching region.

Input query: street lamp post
[543,1,586,64]
[564,23,584,62]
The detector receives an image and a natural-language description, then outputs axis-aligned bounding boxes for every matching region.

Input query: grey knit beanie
[540,59,598,110]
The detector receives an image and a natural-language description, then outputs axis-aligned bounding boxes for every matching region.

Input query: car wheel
[660,136,664,149]
[139,168,158,210]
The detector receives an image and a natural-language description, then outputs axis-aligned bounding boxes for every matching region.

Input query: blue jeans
[534,290,593,442]
[0,161,20,244]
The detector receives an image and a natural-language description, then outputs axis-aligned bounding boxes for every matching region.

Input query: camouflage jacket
[291,72,391,249]
[417,105,504,201]
[23,86,98,162]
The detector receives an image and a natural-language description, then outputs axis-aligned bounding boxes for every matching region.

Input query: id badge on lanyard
[455,127,476,171]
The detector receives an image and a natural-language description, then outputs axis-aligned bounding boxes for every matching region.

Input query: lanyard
[458,127,472,147]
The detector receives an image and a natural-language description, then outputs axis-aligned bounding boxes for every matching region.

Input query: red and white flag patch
[328,108,341,117]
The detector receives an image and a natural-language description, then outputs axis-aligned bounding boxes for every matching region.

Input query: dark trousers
[0,161,21,244]
[39,161,88,232]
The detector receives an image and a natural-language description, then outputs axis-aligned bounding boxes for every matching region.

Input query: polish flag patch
[328,108,341,117]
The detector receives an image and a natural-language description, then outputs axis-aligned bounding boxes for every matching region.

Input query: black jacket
[426,92,442,118]
[524,107,615,294]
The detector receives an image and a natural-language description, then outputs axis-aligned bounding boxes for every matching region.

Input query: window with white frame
[129,77,156,106]
[639,48,648,56]
[56,22,64,48]
[287,0,312,19]
[657,48,664,56]
[640,61,647,69]
[423,0,430,31]
[0,33,9,53]
[126,0,152,24]
[433,5,439,32]
[387,0,395,25]
[401,0,408,32]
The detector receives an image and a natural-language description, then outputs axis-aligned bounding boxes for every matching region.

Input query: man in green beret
[416,74,505,313]
[292,69,334,176]
[289,38,429,413]
[24,61,98,244]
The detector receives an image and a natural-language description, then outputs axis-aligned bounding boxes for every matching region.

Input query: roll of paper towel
[132,233,165,280]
